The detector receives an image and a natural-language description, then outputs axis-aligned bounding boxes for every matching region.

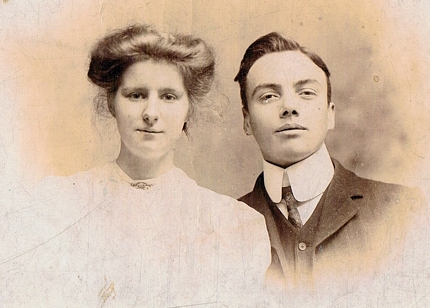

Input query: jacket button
[298,242,307,251]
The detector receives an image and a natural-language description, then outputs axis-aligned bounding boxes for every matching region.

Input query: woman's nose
[142,96,160,125]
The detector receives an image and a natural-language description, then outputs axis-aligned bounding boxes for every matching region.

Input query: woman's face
[113,60,189,162]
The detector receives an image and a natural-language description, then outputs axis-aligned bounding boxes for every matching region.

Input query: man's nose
[279,95,299,118]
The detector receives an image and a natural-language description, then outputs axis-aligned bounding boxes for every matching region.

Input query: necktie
[282,186,303,229]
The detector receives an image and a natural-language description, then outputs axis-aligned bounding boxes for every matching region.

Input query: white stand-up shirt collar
[263,144,334,203]
[112,161,177,187]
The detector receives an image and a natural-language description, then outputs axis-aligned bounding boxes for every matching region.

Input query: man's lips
[275,124,306,132]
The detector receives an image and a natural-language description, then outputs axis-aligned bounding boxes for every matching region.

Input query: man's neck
[263,144,334,203]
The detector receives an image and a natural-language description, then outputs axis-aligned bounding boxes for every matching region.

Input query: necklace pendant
[130,182,153,190]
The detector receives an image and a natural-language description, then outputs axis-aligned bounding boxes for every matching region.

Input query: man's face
[243,51,335,168]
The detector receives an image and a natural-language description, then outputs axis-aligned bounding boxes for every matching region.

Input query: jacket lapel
[245,174,290,278]
[313,159,363,246]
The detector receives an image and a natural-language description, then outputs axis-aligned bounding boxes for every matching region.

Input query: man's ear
[242,108,253,136]
[327,101,335,130]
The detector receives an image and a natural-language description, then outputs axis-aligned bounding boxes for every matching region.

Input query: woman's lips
[137,128,162,133]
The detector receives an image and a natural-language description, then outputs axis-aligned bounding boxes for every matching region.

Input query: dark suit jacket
[239,159,424,287]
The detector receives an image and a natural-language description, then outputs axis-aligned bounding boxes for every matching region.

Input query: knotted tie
[282,186,303,229]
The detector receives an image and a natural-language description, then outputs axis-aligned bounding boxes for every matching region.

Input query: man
[234,32,424,287]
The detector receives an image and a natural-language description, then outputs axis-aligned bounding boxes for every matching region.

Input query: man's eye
[162,94,177,101]
[299,90,317,98]
[260,94,278,103]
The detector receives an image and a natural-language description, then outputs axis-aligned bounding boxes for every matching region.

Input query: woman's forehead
[120,60,185,89]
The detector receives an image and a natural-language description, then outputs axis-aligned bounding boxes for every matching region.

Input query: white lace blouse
[1,163,270,307]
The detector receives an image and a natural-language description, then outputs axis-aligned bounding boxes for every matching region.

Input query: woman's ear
[182,122,188,135]
[182,103,193,135]
[108,105,116,117]
[107,93,116,117]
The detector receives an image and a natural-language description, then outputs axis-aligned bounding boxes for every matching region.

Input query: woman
[1,25,270,307]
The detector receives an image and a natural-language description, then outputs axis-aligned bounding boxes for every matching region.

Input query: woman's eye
[162,94,177,101]
[128,93,144,100]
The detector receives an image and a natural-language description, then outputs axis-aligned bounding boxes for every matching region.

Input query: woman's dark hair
[88,24,215,131]
[234,32,331,109]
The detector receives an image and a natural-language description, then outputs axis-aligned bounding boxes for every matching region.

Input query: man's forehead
[247,51,326,85]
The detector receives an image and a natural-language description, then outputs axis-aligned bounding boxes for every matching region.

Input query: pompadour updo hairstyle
[87,24,216,132]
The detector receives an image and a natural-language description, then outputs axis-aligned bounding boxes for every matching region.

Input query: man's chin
[263,151,315,169]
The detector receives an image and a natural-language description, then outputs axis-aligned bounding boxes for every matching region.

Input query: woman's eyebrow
[121,86,147,92]
[160,87,184,94]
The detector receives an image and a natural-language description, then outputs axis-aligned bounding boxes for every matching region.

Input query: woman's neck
[116,149,175,181]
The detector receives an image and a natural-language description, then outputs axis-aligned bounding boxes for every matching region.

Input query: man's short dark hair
[234,32,332,109]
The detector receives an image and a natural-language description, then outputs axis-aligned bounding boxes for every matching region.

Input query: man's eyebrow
[293,79,321,89]
[251,83,282,98]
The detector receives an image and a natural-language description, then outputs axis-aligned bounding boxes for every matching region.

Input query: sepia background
[1,0,430,306]
[1,0,430,200]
